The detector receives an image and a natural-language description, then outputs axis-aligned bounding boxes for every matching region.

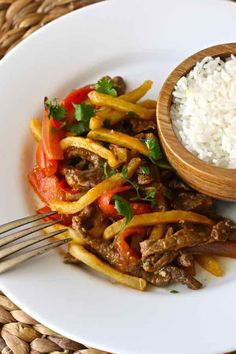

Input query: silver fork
[0,211,70,273]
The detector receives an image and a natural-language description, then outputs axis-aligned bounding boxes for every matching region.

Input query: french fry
[111,146,128,164]
[29,118,42,141]
[43,223,85,245]
[149,224,166,241]
[69,242,147,291]
[60,136,119,168]
[88,91,155,120]
[195,255,223,277]
[103,210,214,240]
[87,128,149,156]
[139,99,157,109]
[120,80,153,102]
[50,158,141,214]
[89,115,104,130]
[96,80,153,125]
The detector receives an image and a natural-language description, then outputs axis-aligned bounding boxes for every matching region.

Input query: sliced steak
[171,191,213,213]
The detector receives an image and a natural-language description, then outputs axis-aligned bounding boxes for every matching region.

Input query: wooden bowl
[156,43,236,201]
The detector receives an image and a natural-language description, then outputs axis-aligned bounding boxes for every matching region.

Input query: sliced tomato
[37,205,73,226]
[97,185,132,217]
[130,202,152,215]
[28,167,65,204]
[42,110,64,160]
[115,226,147,271]
[36,141,58,177]
[97,185,152,217]
[62,86,93,113]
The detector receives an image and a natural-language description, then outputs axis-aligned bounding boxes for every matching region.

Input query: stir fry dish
[28,76,236,291]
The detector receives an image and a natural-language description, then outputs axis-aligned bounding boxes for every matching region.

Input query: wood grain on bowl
[157,43,236,201]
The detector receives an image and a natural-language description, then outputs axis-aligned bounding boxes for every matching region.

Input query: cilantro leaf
[66,123,88,135]
[95,77,118,97]
[45,98,67,121]
[170,290,179,294]
[131,187,157,208]
[154,160,173,170]
[74,103,94,122]
[112,195,133,224]
[145,137,163,163]
[145,187,157,199]
[103,162,116,178]
[70,103,95,134]
[140,166,150,174]
[122,166,140,196]
[127,111,139,118]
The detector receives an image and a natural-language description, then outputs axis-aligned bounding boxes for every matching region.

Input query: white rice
[170,55,236,168]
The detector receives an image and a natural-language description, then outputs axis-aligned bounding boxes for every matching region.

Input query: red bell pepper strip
[42,110,64,160]
[97,185,152,217]
[62,86,93,119]
[28,167,65,204]
[115,226,147,271]
[37,205,73,226]
[36,141,58,177]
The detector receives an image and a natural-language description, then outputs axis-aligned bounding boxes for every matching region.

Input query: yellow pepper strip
[195,255,223,277]
[149,224,166,241]
[29,118,42,141]
[120,80,153,102]
[60,136,119,168]
[103,210,214,240]
[88,91,155,120]
[50,157,141,215]
[139,99,157,109]
[87,128,149,156]
[69,242,147,291]
[89,115,104,130]
[43,223,85,245]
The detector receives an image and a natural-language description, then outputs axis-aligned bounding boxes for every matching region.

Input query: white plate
[0,0,236,353]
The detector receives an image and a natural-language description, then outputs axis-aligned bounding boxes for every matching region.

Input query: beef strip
[72,205,108,238]
[211,220,233,241]
[177,252,194,268]
[73,225,201,289]
[65,167,103,189]
[140,226,211,258]
[65,147,102,168]
[171,191,213,213]
[61,147,104,189]
[130,118,156,133]
[142,251,177,273]
[168,178,191,191]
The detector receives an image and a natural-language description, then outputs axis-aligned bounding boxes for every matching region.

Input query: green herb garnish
[112,195,133,225]
[145,137,163,163]
[131,187,157,208]
[95,77,117,97]
[154,160,173,170]
[103,162,116,178]
[170,290,179,294]
[127,111,139,118]
[72,103,95,134]
[140,166,150,174]
[45,98,67,121]
[122,166,140,196]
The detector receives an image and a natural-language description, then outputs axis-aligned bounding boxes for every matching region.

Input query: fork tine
[0,229,68,260]
[0,211,57,235]
[0,219,60,248]
[0,238,70,274]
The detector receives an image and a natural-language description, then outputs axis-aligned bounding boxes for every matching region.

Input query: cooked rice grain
[170,55,236,168]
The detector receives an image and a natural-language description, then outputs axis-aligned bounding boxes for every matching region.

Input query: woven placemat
[0,3,109,354]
